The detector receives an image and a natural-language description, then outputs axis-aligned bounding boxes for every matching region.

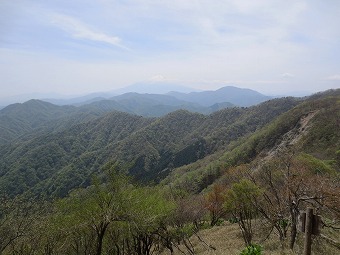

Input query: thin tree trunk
[95,222,110,255]
[289,203,298,250]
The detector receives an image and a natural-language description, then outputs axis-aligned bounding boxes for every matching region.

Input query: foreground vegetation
[1,149,339,254]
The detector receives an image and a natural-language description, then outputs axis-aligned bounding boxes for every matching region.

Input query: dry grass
[160,223,244,255]
[160,221,340,255]
[182,223,243,255]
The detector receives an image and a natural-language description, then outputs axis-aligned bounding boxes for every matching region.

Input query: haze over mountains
[52,85,271,108]
[0,85,271,145]
[0,82,194,106]
[1,83,272,107]
[1,85,271,114]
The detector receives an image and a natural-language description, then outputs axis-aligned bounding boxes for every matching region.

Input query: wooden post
[299,212,306,232]
[312,215,321,235]
[303,207,313,255]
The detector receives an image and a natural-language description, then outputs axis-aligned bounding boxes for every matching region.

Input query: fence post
[303,207,313,255]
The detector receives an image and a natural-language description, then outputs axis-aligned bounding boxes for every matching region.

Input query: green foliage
[0,111,152,198]
[240,244,262,255]
[297,153,336,175]
[224,179,262,246]
[0,196,50,254]
[42,171,178,255]
[224,179,262,212]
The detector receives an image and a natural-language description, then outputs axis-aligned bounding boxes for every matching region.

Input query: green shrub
[240,244,262,255]
[228,217,239,223]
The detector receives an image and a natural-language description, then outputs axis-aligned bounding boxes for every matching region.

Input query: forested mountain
[0,100,111,145]
[0,96,299,198]
[0,100,76,144]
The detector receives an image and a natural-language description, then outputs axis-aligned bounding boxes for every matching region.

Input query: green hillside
[163,90,340,193]
[0,111,153,197]
[0,100,74,143]
[0,100,110,145]
[0,97,298,198]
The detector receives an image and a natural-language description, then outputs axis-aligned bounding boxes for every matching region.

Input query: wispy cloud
[326,74,340,81]
[50,14,129,50]
[1,0,339,98]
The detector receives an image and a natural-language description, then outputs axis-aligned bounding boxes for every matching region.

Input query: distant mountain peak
[114,82,198,95]
[216,85,258,92]
[168,85,272,107]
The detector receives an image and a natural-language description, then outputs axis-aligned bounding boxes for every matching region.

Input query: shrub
[240,244,262,255]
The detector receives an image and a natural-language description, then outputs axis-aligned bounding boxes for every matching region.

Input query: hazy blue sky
[1,0,340,98]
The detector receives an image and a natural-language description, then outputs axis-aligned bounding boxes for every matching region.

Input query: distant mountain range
[0,86,273,121]
[0,82,197,106]
[0,86,273,144]
[0,84,271,107]
[0,87,268,144]
[43,85,270,107]
[41,85,271,107]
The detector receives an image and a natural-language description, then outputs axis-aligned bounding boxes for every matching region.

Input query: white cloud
[281,73,294,78]
[150,74,167,82]
[50,13,129,50]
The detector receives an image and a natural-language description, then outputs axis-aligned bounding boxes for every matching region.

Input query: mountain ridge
[0,96,301,198]
[0,85,269,144]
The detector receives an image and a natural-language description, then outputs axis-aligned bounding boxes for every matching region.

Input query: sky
[1,0,340,100]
